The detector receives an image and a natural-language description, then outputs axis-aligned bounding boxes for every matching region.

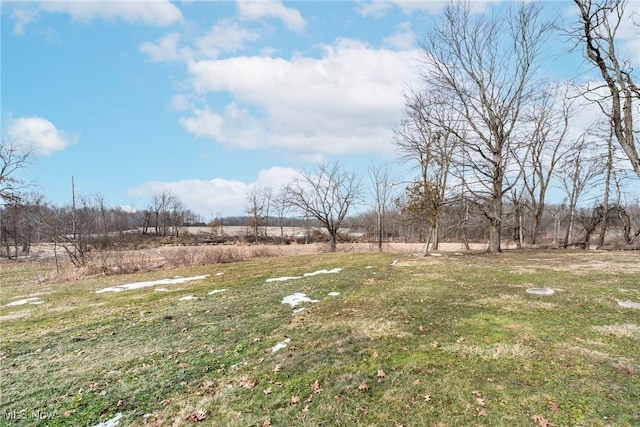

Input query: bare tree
[368,163,396,252]
[272,187,291,243]
[572,0,640,179]
[285,162,362,252]
[246,186,267,244]
[394,89,460,251]
[516,83,576,244]
[418,2,553,252]
[0,137,32,203]
[556,135,604,247]
[149,191,177,237]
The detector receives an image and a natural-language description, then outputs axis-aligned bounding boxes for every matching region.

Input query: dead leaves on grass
[185,409,206,423]
[532,414,556,427]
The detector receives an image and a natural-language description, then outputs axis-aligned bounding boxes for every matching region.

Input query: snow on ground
[328,292,340,296]
[266,268,342,283]
[266,276,301,283]
[303,268,342,277]
[94,413,123,427]
[6,297,44,307]
[282,293,319,307]
[208,289,228,295]
[179,295,198,301]
[272,338,291,353]
[618,300,640,309]
[95,275,209,294]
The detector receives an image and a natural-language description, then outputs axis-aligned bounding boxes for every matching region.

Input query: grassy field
[1,250,639,426]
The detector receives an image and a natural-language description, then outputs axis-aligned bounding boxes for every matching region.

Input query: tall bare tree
[572,0,640,179]
[285,162,362,252]
[368,162,396,252]
[394,89,460,251]
[0,137,31,203]
[418,2,553,252]
[246,186,268,244]
[516,84,576,244]
[556,135,604,247]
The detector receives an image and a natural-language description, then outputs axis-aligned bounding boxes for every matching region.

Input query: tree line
[1,0,639,263]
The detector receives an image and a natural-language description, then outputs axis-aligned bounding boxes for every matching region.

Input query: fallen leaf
[185,409,206,423]
[372,351,379,358]
[431,341,438,349]
[426,368,435,374]
[475,407,487,417]
[358,382,370,391]
[532,414,554,427]
[548,401,560,412]
[62,410,75,417]
[262,418,271,427]
[263,387,273,395]
[476,397,486,407]
[273,364,282,373]
[358,406,369,415]
[201,380,215,390]
[117,400,126,408]
[377,369,387,378]
[290,395,300,405]
[302,405,309,413]
[472,390,483,397]
[424,394,432,402]
[413,379,420,385]
[311,380,323,394]
[238,374,257,389]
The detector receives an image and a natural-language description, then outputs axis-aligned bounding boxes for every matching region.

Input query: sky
[2,0,639,219]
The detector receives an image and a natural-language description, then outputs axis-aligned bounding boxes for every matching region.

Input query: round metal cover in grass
[526,288,555,295]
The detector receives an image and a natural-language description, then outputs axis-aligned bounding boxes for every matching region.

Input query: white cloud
[182,38,420,159]
[126,166,301,217]
[5,117,76,156]
[196,19,262,58]
[237,0,306,32]
[383,21,415,50]
[140,33,192,62]
[11,7,38,35]
[354,0,394,18]
[355,0,499,16]
[140,20,261,62]
[39,0,184,26]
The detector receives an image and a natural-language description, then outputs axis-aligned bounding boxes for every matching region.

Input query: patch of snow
[365,265,373,269]
[215,272,224,276]
[96,275,209,293]
[266,276,301,283]
[154,288,170,292]
[303,268,342,277]
[328,292,340,296]
[391,260,398,266]
[208,288,228,295]
[267,267,343,283]
[526,288,555,295]
[430,253,443,257]
[618,300,640,309]
[282,293,319,307]
[272,338,291,353]
[179,295,198,301]
[6,297,43,307]
[94,413,123,427]
[293,307,305,315]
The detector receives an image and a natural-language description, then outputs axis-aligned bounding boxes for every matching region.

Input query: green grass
[1,251,639,426]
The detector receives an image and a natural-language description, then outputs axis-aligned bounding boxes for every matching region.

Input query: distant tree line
[1,0,638,264]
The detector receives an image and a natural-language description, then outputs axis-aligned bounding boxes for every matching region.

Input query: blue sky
[2,1,638,219]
